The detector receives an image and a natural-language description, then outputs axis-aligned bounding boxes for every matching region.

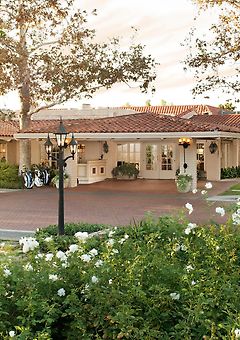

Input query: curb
[207,195,239,202]
[0,229,35,241]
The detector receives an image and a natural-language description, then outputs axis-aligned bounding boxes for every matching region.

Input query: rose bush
[0,193,240,338]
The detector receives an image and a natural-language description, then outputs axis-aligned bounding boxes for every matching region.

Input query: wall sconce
[209,142,218,154]
[178,138,191,149]
[103,141,109,153]
[179,138,191,172]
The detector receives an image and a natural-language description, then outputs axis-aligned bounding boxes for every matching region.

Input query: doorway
[142,143,176,179]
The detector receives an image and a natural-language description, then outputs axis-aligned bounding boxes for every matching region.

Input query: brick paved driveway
[0,179,239,231]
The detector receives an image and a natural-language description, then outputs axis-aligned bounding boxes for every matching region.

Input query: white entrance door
[142,143,175,179]
[159,143,175,179]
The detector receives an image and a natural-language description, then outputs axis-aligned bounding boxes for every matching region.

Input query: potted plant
[51,172,69,188]
[111,162,139,180]
[175,173,192,193]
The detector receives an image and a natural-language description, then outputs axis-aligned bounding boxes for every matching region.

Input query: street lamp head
[55,118,68,148]
[69,133,78,158]
[44,134,53,158]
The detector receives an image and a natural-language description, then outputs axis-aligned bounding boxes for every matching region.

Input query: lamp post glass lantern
[44,119,77,235]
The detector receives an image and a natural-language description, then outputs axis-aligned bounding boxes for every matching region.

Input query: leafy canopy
[184,0,240,100]
[0,0,156,115]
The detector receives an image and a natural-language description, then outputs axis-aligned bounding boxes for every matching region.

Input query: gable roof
[120,105,222,116]
[18,112,240,134]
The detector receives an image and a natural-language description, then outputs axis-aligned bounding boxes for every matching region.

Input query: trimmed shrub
[221,166,240,179]
[35,222,109,251]
[0,161,22,188]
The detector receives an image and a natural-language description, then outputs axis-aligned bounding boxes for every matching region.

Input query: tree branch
[29,96,67,116]
[30,39,61,54]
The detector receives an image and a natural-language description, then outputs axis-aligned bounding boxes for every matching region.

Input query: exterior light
[69,133,78,157]
[55,118,68,148]
[44,134,53,156]
[209,141,218,154]
[179,138,191,149]
[44,119,78,235]
[179,137,191,172]
[103,141,109,153]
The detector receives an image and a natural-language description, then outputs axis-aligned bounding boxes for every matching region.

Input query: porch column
[179,139,197,190]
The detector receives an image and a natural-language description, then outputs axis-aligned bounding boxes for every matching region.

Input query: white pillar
[179,139,197,190]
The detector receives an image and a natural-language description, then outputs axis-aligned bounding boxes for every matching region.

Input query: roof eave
[14,131,240,140]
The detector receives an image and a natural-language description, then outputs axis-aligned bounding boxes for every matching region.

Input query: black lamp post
[179,138,191,173]
[44,118,77,235]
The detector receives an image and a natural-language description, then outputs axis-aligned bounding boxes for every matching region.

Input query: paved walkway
[0,179,239,239]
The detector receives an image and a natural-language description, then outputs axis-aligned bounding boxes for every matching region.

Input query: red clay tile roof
[0,120,19,137]
[20,112,240,134]
[190,114,240,128]
[120,105,222,116]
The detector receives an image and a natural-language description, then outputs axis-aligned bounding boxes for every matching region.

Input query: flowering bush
[0,184,240,338]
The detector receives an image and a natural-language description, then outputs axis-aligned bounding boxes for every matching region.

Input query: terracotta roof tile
[120,105,222,116]
[190,114,240,128]
[0,120,19,137]
[21,112,240,134]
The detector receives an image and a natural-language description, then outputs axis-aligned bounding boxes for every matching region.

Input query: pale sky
[0,0,237,110]
[77,0,238,108]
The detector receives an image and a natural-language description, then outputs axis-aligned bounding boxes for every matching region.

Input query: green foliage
[0,161,22,188]
[50,172,69,186]
[184,0,240,99]
[176,174,193,192]
[219,102,236,111]
[1,207,240,338]
[221,166,240,179]
[0,1,156,105]
[221,183,240,196]
[35,222,107,251]
[111,163,140,179]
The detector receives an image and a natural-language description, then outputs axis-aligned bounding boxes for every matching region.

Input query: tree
[0,0,156,169]
[0,108,16,120]
[184,0,240,101]
[145,99,151,106]
[219,102,236,111]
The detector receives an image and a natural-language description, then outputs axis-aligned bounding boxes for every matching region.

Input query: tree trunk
[19,139,31,172]
[18,17,32,172]
[18,115,31,171]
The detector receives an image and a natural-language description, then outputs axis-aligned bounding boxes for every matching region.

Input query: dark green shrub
[111,162,139,178]
[35,222,108,251]
[221,166,240,179]
[0,161,22,188]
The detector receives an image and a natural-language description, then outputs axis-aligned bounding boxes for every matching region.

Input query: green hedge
[35,222,109,251]
[0,161,22,188]
[1,208,240,339]
[221,166,240,179]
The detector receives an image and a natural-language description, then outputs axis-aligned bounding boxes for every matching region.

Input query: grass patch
[221,183,240,195]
